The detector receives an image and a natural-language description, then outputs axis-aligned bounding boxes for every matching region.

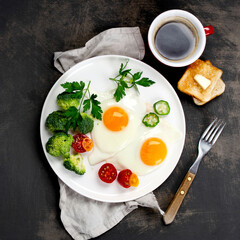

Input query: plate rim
[40,54,186,202]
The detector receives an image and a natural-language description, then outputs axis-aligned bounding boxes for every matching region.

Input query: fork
[163,118,226,225]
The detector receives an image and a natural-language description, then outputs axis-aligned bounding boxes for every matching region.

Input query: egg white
[88,88,147,165]
[106,119,182,175]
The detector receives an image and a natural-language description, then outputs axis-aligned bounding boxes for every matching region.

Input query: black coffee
[155,21,196,61]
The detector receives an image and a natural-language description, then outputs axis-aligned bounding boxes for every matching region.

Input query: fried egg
[106,119,182,175]
[88,88,146,165]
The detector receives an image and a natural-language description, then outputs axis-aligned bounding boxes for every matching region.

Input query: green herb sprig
[61,81,102,132]
[109,60,155,102]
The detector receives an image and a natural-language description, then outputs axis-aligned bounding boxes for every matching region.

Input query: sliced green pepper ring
[153,100,170,115]
[142,112,159,127]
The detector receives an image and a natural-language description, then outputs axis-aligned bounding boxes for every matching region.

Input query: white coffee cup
[148,10,214,67]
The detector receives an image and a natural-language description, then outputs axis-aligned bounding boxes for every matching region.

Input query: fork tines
[202,118,226,145]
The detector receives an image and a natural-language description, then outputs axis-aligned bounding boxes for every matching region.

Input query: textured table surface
[0,0,239,239]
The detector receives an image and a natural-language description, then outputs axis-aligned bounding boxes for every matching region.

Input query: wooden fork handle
[163,171,196,225]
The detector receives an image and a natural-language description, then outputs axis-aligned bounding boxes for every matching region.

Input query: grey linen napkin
[54,27,164,240]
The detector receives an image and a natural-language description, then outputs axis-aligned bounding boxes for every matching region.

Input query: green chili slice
[153,100,170,115]
[142,112,159,127]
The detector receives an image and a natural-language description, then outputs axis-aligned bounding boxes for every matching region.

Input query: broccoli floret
[78,113,94,134]
[45,111,68,133]
[46,132,74,157]
[63,153,86,175]
[57,92,81,111]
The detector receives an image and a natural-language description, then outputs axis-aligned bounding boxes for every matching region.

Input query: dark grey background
[0,0,239,239]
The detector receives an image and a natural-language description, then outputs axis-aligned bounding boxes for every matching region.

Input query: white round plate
[40,55,185,202]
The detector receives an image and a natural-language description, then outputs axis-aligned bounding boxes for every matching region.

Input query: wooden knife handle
[163,171,196,225]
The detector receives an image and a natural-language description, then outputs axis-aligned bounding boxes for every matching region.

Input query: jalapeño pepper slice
[142,112,159,127]
[153,100,170,115]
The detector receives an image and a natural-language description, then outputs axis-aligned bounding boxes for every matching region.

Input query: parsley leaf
[83,94,103,120]
[110,60,155,102]
[83,99,91,112]
[90,94,103,120]
[132,72,143,81]
[114,83,126,102]
[135,78,155,87]
[61,81,85,93]
[62,106,82,131]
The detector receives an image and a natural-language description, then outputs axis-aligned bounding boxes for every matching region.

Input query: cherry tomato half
[117,169,139,188]
[129,173,139,187]
[72,133,93,153]
[98,163,117,183]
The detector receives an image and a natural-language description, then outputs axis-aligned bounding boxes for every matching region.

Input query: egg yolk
[140,137,167,166]
[103,106,129,131]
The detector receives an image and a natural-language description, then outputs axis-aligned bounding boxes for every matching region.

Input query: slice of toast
[193,60,225,105]
[178,59,223,102]
[193,78,225,105]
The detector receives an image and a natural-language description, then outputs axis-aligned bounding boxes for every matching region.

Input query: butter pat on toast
[193,78,225,105]
[193,60,225,105]
[178,59,223,102]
